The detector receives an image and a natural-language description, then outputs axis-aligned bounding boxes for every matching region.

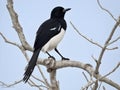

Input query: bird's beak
[63,8,71,12]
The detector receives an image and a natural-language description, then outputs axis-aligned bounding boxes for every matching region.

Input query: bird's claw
[62,57,70,60]
[48,56,56,60]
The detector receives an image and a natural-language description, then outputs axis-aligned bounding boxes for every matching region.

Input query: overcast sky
[0,0,120,90]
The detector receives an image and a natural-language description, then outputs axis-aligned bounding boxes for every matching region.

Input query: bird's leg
[55,48,69,60]
[46,51,55,60]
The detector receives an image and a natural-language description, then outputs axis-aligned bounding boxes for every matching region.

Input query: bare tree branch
[93,16,120,89]
[6,0,33,51]
[50,70,59,90]
[84,62,120,90]
[93,80,98,90]
[95,17,120,74]
[37,59,120,90]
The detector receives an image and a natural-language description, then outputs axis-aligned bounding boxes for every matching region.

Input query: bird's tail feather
[23,49,40,83]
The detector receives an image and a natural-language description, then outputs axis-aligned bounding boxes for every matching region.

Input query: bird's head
[50,6,71,19]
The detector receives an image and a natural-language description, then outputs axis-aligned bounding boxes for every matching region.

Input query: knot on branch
[43,58,56,72]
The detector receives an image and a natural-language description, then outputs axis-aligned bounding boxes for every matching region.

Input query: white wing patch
[50,25,61,31]
[58,25,61,31]
[50,27,57,31]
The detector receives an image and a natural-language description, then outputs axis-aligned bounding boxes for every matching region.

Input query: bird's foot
[48,56,56,60]
[62,57,70,60]
[47,68,54,72]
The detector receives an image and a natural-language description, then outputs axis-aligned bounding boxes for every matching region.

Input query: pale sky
[0,0,120,90]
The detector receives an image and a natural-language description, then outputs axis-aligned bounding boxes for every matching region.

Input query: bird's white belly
[41,28,65,52]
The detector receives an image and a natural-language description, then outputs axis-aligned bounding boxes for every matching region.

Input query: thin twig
[91,55,98,63]
[0,32,30,62]
[103,86,106,90]
[82,72,89,82]
[81,80,94,90]
[0,32,21,48]
[0,79,22,87]
[108,36,120,45]
[37,65,50,87]
[98,82,102,90]
[70,21,118,50]
[31,75,46,85]
[0,32,30,61]
[97,0,117,22]
[70,22,102,47]
[82,72,92,90]
[102,62,120,78]
[28,79,43,90]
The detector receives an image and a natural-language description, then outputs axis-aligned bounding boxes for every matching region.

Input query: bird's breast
[41,28,65,52]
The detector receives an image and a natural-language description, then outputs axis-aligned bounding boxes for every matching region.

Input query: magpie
[23,6,71,83]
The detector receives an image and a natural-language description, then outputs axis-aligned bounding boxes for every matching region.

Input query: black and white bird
[23,6,71,83]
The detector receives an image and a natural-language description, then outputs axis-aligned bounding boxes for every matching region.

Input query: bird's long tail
[23,49,40,83]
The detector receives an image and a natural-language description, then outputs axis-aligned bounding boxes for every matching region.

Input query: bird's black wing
[33,19,63,52]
